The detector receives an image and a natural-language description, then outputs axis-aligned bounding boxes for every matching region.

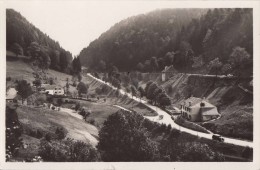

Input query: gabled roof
[201,107,219,116]
[182,97,202,107]
[191,100,215,108]
[6,88,17,100]
[181,97,216,108]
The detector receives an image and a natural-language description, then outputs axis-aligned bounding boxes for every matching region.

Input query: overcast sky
[5,1,191,56]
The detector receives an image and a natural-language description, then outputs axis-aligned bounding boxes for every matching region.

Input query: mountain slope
[79,8,252,77]
[79,9,207,71]
[6,9,73,73]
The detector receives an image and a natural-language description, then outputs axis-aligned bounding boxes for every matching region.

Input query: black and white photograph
[1,0,260,169]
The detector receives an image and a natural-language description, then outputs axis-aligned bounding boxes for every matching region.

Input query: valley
[5,7,254,163]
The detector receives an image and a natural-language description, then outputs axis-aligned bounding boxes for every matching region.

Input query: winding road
[87,73,253,148]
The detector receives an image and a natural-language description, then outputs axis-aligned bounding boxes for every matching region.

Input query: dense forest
[6,9,81,74]
[79,8,253,77]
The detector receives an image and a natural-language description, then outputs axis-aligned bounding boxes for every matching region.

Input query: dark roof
[182,97,202,107]
[181,97,216,108]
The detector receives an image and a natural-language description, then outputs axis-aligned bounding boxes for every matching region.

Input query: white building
[6,87,17,103]
[43,85,65,95]
[180,97,220,122]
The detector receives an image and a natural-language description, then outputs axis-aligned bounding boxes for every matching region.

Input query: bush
[35,94,47,106]
[39,139,100,162]
[57,98,63,106]
[55,127,66,140]
[75,102,81,111]
[36,129,43,139]
[174,116,210,134]
[87,119,95,125]
[45,133,51,142]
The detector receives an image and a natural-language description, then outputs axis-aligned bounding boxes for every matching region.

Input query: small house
[43,85,65,95]
[180,97,220,122]
[6,87,17,103]
[162,65,177,82]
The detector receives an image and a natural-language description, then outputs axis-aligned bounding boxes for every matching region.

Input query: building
[42,85,65,95]
[180,97,220,122]
[162,65,177,81]
[6,87,17,103]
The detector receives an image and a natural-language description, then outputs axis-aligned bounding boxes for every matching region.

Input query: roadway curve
[87,73,253,148]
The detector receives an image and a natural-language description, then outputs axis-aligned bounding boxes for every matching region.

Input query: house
[6,87,17,103]
[162,65,178,81]
[180,97,220,122]
[42,85,65,95]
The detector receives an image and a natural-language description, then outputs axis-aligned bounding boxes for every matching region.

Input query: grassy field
[61,99,120,129]
[17,105,99,146]
[6,60,35,86]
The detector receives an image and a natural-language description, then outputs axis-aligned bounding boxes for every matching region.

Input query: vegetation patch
[174,116,210,134]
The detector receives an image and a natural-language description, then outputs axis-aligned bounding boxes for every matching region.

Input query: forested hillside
[79,8,252,77]
[79,9,206,71]
[6,9,78,74]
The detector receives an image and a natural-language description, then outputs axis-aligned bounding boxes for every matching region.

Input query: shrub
[35,94,47,106]
[39,139,100,162]
[174,116,209,134]
[75,102,80,111]
[180,142,225,161]
[55,127,66,140]
[57,98,63,106]
[45,133,51,142]
[87,119,95,125]
[36,129,43,139]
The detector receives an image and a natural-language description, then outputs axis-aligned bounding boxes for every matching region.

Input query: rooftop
[201,107,219,116]
[182,97,216,108]
[43,84,63,90]
[6,87,17,100]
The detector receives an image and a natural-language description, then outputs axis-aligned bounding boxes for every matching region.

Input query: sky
[4,0,192,56]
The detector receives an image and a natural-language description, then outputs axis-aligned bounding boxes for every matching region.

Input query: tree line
[7,9,82,75]
[79,8,252,77]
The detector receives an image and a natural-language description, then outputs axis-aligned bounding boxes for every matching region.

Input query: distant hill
[79,8,252,77]
[6,9,73,73]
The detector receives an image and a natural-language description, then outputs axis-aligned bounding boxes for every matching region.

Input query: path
[87,73,253,148]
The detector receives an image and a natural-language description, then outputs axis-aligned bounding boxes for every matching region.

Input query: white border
[1,1,260,170]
